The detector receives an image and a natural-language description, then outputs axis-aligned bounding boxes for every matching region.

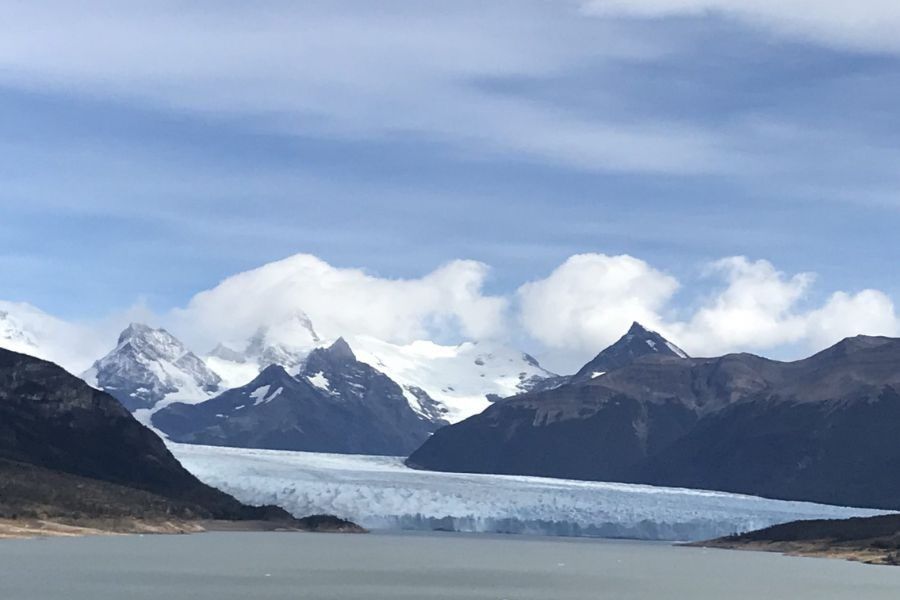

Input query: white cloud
[673,258,900,355]
[583,0,900,54]
[518,254,680,353]
[518,254,900,365]
[0,301,113,374]
[670,257,814,355]
[171,254,508,352]
[805,289,900,348]
[3,253,897,375]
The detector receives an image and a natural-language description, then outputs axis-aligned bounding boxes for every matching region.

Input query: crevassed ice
[170,443,888,542]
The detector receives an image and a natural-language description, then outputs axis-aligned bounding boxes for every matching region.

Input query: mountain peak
[572,322,688,383]
[89,323,221,411]
[255,362,295,384]
[326,337,356,361]
[118,322,156,343]
[236,312,322,370]
[628,321,648,334]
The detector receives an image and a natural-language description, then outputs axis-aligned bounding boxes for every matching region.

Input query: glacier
[169,443,888,541]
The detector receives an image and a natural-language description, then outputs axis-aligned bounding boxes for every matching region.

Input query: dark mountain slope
[154,339,443,455]
[639,337,900,508]
[408,331,900,510]
[0,348,289,521]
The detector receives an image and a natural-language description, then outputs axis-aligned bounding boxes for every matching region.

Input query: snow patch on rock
[307,372,331,393]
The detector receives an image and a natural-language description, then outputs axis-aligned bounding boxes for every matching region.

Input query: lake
[1,531,899,599]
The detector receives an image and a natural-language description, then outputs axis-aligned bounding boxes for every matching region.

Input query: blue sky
[1,1,899,368]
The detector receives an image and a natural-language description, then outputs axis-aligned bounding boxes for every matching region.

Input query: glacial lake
[2,531,900,599]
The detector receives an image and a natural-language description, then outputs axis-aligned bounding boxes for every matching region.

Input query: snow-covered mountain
[206,311,322,389]
[83,323,223,412]
[76,311,562,426]
[201,312,563,424]
[153,339,443,455]
[350,336,565,423]
[0,309,40,357]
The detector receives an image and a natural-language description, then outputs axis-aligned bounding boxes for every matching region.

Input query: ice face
[169,443,887,542]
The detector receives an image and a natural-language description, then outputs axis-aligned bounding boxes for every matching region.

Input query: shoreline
[7,516,896,568]
[0,516,364,540]
[0,518,204,540]
[687,539,900,567]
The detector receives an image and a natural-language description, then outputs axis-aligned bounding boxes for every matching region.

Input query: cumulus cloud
[518,254,900,364]
[170,254,508,351]
[805,289,900,348]
[3,253,898,375]
[674,258,900,355]
[583,0,900,54]
[517,254,679,352]
[669,257,814,355]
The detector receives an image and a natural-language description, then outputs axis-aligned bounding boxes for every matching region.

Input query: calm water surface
[1,531,899,599]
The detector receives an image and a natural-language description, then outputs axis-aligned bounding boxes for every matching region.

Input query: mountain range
[154,339,443,455]
[6,303,900,514]
[69,315,562,455]
[408,323,900,511]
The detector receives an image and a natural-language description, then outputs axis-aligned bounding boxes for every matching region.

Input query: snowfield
[350,336,559,423]
[170,443,888,541]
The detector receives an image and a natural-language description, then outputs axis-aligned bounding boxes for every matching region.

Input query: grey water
[2,531,899,599]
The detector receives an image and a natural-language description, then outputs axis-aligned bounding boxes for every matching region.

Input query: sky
[2,1,900,373]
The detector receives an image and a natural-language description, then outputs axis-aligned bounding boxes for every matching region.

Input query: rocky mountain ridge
[407,326,900,511]
[153,339,445,455]
[83,316,563,426]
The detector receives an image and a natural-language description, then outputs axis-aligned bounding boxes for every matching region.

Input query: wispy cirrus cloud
[583,0,900,54]
[1,1,899,329]
[0,1,731,175]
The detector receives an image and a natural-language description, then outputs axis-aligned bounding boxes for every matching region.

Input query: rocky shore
[693,514,900,566]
